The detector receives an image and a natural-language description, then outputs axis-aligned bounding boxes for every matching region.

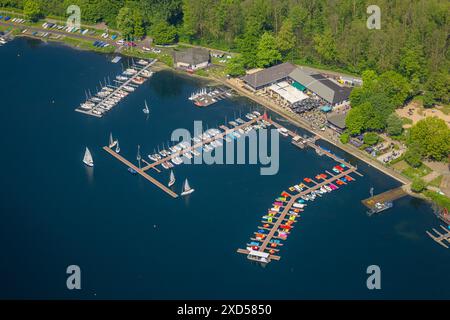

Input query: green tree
[133,12,145,39]
[277,19,295,60]
[226,56,246,77]
[411,178,426,193]
[236,25,260,68]
[409,117,450,161]
[23,0,42,22]
[152,21,178,45]
[404,145,422,168]
[386,113,403,136]
[313,30,337,63]
[377,71,411,109]
[116,7,135,38]
[363,132,379,146]
[424,72,450,106]
[340,132,350,144]
[345,106,367,135]
[257,32,282,68]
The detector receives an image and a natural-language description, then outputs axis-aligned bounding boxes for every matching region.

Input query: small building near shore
[327,113,347,133]
[173,48,210,71]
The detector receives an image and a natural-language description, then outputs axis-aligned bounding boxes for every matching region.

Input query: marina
[103,111,269,198]
[75,59,156,118]
[237,164,360,263]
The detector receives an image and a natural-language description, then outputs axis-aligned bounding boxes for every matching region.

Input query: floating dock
[190,87,233,107]
[426,225,450,249]
[237,165,360,264]
[75,59,156,118]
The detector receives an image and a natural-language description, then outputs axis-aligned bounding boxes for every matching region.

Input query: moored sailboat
[83,147,94,167]
[115,140,120,153]
[109,133,117,148]
[168,170,176,187]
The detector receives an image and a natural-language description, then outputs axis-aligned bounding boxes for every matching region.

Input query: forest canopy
[1,0,448,104]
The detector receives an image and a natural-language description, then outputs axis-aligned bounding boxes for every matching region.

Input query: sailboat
[143,100,150,114]
[181,178,194,196]
[168,170,175,187]
[115,140,120,153]
[83,147,94,167]
[109,133,117,148]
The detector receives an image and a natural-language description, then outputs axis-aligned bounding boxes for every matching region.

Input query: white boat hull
[181,188,195,196]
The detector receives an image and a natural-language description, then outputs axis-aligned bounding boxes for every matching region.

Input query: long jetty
[103,115,265,198]
[141,115,264,172]
[103,146,178,198]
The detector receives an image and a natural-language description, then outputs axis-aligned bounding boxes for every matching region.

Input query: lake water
[0,38,449,299]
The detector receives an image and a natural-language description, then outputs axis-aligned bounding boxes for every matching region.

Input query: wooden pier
[103,146,178,198]
[361,187,407,210]
[141,115,264,172]
[426,225,450,249]
[103,115,266,197]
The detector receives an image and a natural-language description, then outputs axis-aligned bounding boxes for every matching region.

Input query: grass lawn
[391,160,410,171]
[428,175,444,188]
[424,190,450,211]
[439,104,450,115]
[391,160,432,180]
[402,163,432,180]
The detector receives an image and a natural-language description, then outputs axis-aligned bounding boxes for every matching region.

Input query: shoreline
[9,34,424,200]
[210,76,422,197]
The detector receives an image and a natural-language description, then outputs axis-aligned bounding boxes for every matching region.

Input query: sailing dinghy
[181,179,194,196]
[83,147,94,167]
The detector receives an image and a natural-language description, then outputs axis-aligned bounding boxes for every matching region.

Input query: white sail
[83,147,94,167]
[168,170,175,187]
[137,145,141,161]
[143,100,149,114]
[181,178,194,196]
[109,133,117,148]
[115,140,120,153]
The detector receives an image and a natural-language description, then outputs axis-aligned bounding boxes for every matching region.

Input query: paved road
[0,21,118,48]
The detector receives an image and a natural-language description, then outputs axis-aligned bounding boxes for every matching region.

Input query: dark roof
[310,74,352,104]
[289,69,352,104]
[327,113,347,129]
[242,62,296,89]
[174,48,210,65]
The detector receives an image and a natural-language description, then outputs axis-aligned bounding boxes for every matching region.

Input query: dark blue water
[0,38,449,299]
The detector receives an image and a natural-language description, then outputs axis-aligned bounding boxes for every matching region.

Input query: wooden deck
[361,187,407,209]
